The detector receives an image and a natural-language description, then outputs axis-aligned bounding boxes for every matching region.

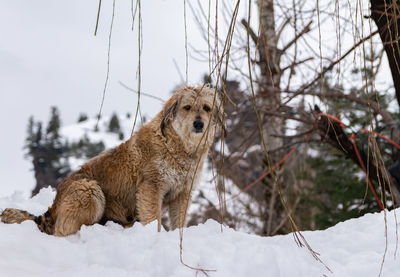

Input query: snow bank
[0,188,399,277]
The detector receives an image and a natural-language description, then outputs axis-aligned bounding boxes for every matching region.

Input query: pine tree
[25,108,112,196]
[25,116,35,152]
[303,146,379,229]
[108,113,121,133]
[69,134,105,159]
[34,122,42,146]
[25,107,71,196]
[77,113,88,122]
[46,106,61,143]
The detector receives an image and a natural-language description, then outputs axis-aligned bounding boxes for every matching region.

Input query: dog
[1,85,224,236]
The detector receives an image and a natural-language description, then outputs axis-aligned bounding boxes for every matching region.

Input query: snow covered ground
[0,188,399,277]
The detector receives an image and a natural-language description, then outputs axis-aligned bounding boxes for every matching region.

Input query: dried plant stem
[95,0,116,130]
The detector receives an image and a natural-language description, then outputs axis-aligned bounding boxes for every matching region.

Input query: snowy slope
[0,188,399,277]
[59,115,140,170]
[60,115,136,150]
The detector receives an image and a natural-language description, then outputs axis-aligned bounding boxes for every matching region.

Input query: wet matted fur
[1,86,224,236]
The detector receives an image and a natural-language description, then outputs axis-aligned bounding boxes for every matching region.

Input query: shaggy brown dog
[1,86,223,236]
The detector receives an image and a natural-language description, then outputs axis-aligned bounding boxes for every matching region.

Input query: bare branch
[280,21,312,54]
[281,57,314,72]
[282,30,379,105]
[240,19,259,45]
[119,81,166,103]
[276,17,291,42]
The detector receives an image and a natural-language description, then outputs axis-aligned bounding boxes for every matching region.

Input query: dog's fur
[1,86,223,236]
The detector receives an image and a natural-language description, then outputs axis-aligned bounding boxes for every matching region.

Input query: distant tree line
[25,107,125,196]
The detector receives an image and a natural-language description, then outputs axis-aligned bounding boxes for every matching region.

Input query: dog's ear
[160,98,179,136]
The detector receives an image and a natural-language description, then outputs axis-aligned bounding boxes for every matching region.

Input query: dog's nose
[193,120,204,133]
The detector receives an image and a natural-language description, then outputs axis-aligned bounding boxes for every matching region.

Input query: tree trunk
[257,0,285,235]
[371,0,400,107]
[370,1,400,204]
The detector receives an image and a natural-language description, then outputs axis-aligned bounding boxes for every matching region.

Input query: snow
[0,188,399,277]
[59,115,140,169]
[60,115,137,150]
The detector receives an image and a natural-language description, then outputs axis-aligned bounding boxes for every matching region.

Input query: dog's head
[161,86,225,149]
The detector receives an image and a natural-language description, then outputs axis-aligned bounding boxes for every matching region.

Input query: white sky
[0,0,208,196]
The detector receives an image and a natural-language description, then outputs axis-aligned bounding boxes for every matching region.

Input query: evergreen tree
[25,107,71,196]
[69,134,105,159]
[77,113,88,122]
[24,110,121,197]
[34,122,42,146]
[25,116,35,152]
[85,140,105,158]
[46,106,61,142]
[301,146,379,230]
[108,113,120,133]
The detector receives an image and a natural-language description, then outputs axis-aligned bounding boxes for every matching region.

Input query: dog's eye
[203,105,211,112]
[183,105,191,111]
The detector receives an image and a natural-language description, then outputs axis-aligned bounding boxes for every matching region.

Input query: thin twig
[94,0,102,36]
[282,30,379,106]
[95,0,116,130]
[119,81,165,103]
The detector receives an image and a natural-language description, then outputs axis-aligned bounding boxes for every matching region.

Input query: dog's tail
[1,208,55,235]
[1,208,36,224]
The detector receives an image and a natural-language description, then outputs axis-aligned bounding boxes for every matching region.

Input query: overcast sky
[0,0,208,196]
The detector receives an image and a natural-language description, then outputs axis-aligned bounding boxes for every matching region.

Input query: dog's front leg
[136,181,163,232]
[169,190,191,230]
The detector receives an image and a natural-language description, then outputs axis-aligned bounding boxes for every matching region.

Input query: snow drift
[0,188,399,277]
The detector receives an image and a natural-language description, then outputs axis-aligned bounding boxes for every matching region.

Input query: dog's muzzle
[193,119,204,133]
